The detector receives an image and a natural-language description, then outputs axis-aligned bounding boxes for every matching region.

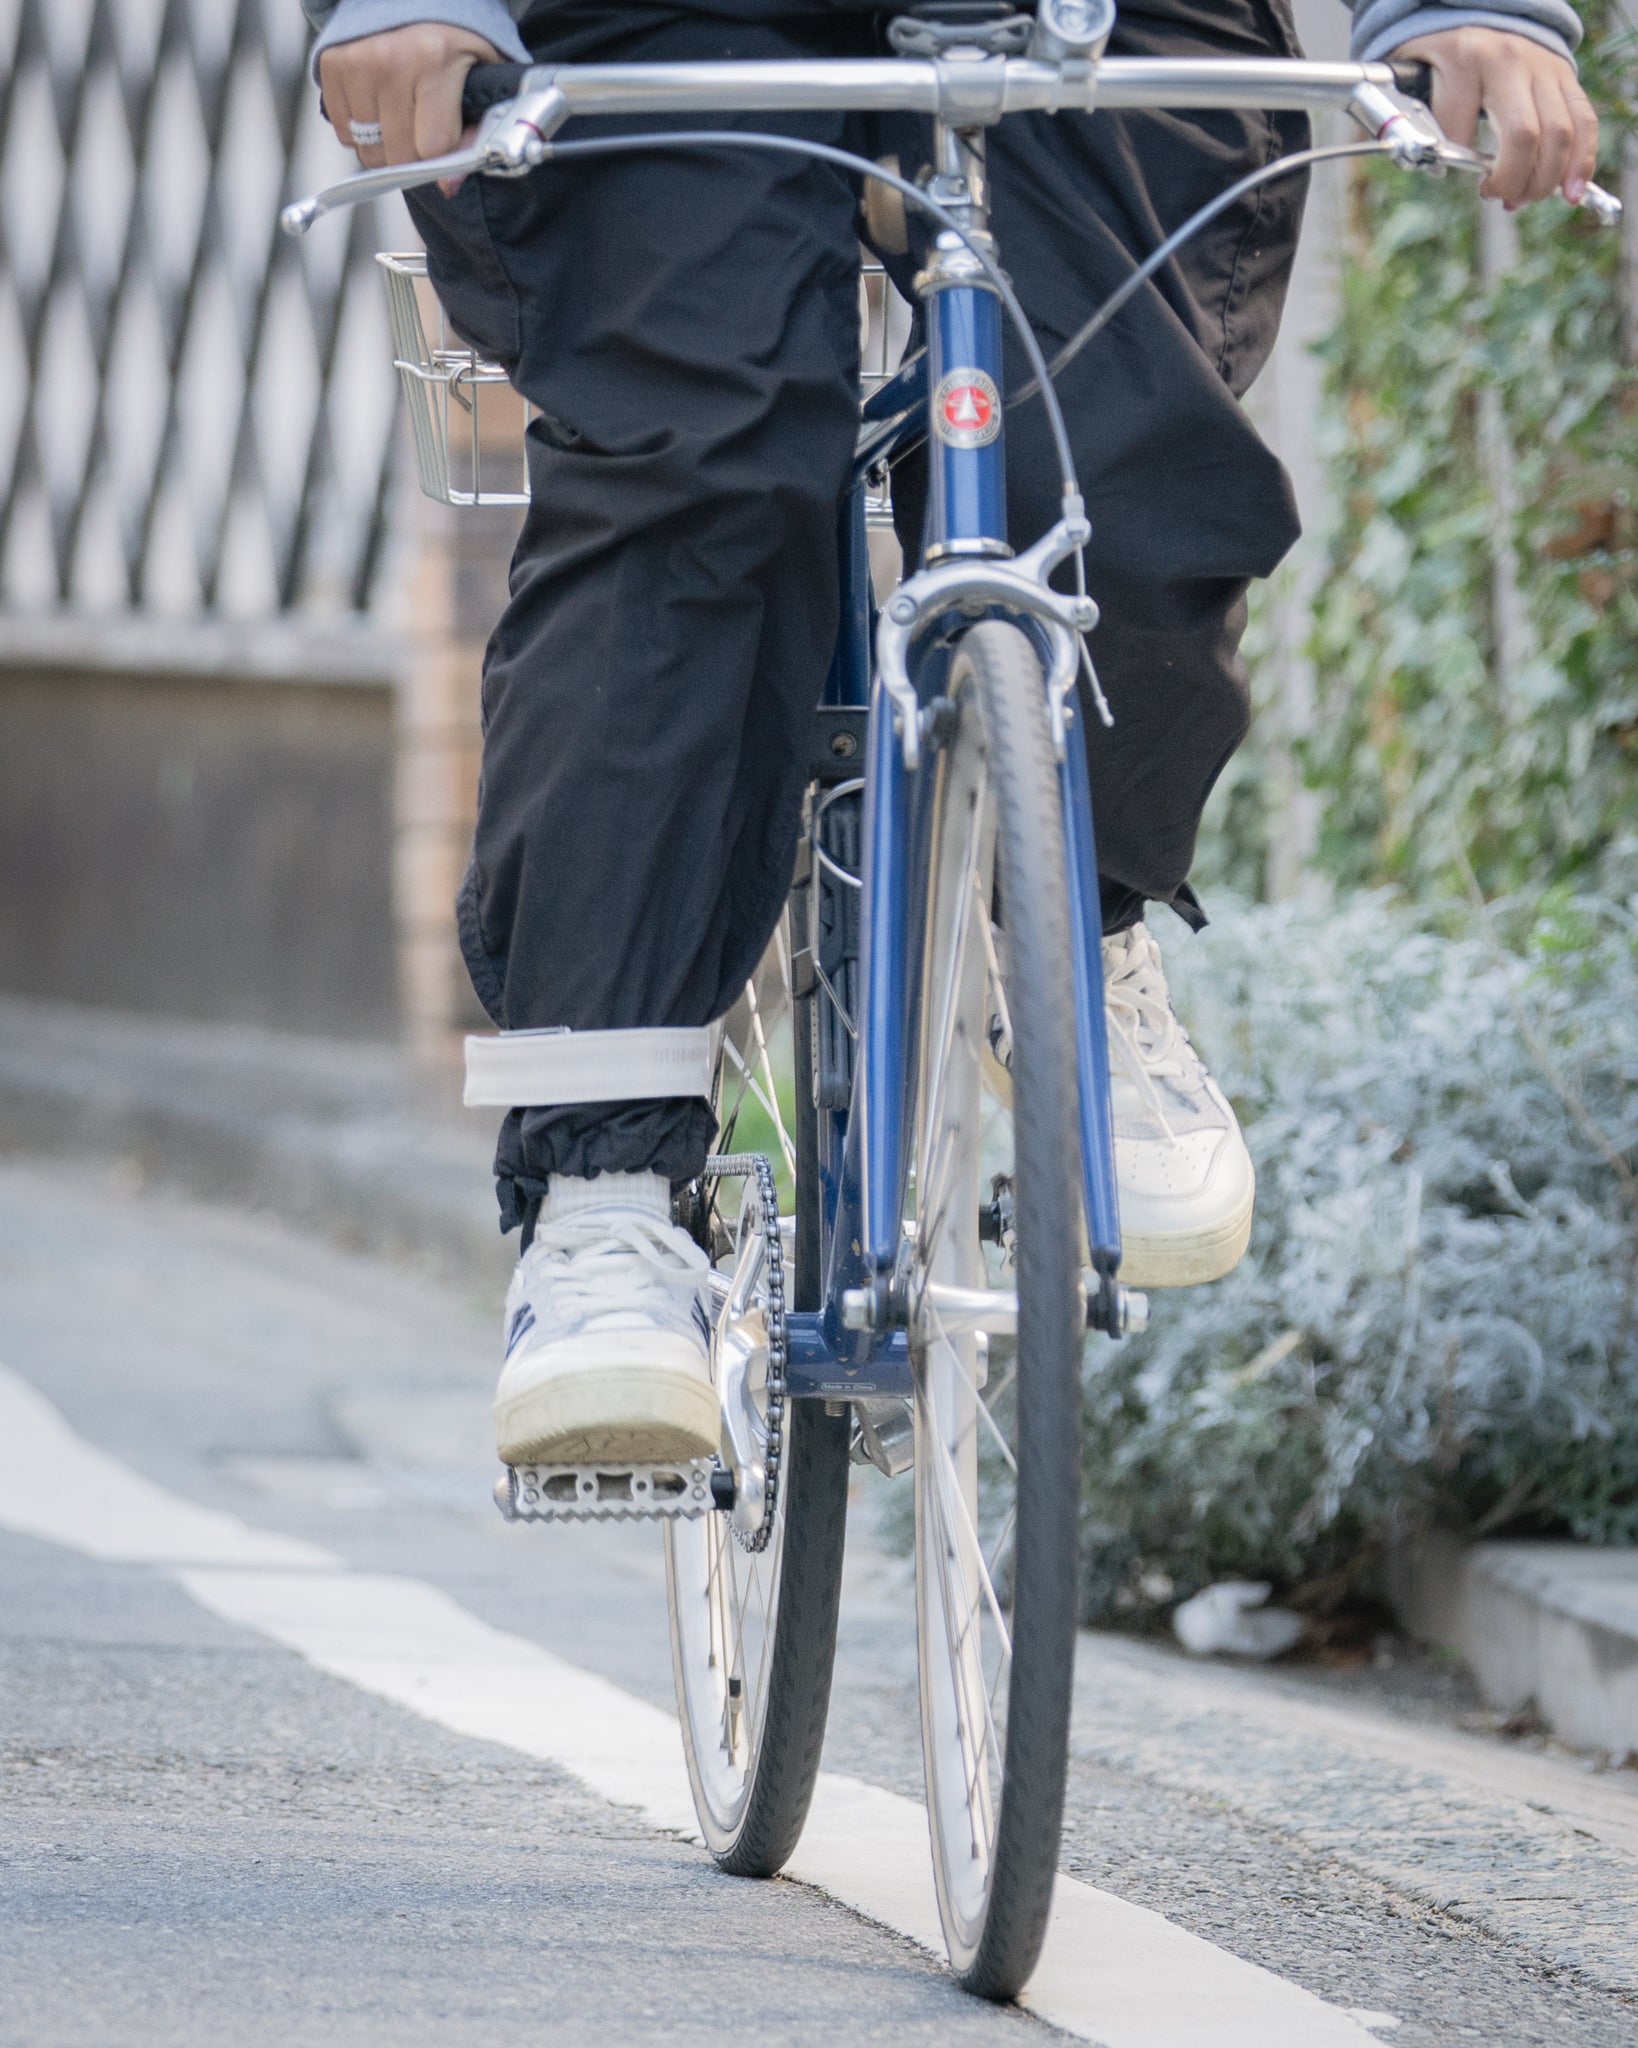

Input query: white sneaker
[985,921,1254,1288]
[1101,923,1254,1288]
[494,1172,720,1468]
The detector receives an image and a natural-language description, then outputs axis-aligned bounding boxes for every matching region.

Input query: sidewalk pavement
[0,994,507,1291]
[2,992,1634,1758]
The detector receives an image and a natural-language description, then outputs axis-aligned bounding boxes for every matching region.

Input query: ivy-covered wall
[1315,5,1638,898]
[1089,23,1638,1609]
[1211,5,1638,906]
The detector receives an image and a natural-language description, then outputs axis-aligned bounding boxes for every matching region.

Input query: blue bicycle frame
[783,123,1122,1400]
[278,40,1619,1413]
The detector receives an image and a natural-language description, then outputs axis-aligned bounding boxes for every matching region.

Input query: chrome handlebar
[280,53,1621,238]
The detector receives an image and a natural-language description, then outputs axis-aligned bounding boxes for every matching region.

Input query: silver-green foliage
[1080,893,1638,1619]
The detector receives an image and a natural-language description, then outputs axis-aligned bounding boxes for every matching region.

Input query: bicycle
[284,5,1617,1997]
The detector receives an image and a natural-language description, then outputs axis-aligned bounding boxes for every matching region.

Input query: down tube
[1060,724,1122,1269]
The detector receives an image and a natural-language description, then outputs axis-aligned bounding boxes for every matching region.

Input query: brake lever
[1440,133,1623,226]
[280,82,570,236]
[1349,74,1621,228]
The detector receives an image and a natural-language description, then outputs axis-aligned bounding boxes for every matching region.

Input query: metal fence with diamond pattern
[0,0,406,618]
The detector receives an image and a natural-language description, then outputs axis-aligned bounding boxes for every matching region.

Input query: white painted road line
[0,1364,335,1569]
[0,1365,1380,2047]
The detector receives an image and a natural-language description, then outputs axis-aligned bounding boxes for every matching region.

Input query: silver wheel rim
[666,938,793,1850]
[911,667,1019,1966]
[666,1467,787,1846]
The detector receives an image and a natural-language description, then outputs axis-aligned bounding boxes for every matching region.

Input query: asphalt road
[2,1156,1635,2046]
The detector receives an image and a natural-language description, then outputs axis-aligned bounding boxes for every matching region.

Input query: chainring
[697,1152,787,1554]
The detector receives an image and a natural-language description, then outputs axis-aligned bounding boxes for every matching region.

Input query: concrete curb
[0,996,509,1291]
[1390,1531,1638,1757]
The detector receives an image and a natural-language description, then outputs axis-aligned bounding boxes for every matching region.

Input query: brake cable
[541,127,1403,639]
[535,130,1085,503]
[1007,136,1397,411]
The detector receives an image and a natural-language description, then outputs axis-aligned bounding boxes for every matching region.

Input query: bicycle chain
[702,1151,786,1555]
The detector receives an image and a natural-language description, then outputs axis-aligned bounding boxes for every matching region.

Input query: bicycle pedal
[495,1460,716,1524]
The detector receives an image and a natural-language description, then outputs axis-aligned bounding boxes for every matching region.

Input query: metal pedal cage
[494,1152,786,1530]
[496,1460,715,1522]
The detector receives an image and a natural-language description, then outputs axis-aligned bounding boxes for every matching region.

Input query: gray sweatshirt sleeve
[298,0,1581,90]
[1350,0,1582,64]
[303,0,530,80]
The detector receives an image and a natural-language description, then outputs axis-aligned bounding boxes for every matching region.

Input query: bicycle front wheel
[909,621,1084,1997]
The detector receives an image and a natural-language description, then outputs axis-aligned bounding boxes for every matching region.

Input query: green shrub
[1080,891,1638,1622]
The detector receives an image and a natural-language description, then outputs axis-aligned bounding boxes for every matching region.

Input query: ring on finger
[348,119,383,147]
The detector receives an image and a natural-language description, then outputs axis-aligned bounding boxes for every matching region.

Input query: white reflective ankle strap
[463,1026,717,1108]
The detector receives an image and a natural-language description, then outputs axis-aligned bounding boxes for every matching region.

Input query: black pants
[407,0,1308,1224]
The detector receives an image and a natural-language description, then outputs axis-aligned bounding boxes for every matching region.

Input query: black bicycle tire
[914,620,1083,1998]
[667,935,849,1878]
[708,1396,848,1876]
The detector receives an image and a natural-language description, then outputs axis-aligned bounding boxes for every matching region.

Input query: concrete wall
[0,624,400,1039]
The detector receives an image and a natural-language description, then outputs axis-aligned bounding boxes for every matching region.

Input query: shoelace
[1101,927,1202,1147]
[518,1210,708,1348]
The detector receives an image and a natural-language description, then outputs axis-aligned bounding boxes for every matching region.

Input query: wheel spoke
[925,1300,1018,1476]
[716,1036,755,1155]
[933,1466,999,1736]
[924,1428,1004,1854]
[917,782,987,1205]
[748,1552,779,1714]
[721,1031,796,1180]
[914,1116,963,1280]
[976,888,1011,1072]
[983,1504,1016,1593]
[742,973,798,1179]
[741,1552,775,1692]
[927,1413,1013,1660]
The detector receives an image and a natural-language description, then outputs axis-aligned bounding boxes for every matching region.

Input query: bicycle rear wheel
[665,930,849,1876]
[909,621,1084,1996]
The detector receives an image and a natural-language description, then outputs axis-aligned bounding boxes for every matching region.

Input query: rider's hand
[318,23,499,170]
[1392,27,1598,208]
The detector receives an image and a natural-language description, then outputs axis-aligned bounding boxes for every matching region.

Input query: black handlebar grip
[1389,57,1435,105]
[462,61,530,123]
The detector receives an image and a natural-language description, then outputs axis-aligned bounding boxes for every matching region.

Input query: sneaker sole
[1117,1182,1254,1289]
[497,1362,721,1468]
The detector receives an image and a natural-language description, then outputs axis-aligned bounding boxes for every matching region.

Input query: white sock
[539,1170,671,1225]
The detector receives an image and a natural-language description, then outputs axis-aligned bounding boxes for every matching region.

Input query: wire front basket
[377,251,535,507]
[379,250,909,517]
[859,259,910,533]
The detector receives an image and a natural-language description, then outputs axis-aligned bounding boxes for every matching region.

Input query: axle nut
[840,1287,874,1331]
